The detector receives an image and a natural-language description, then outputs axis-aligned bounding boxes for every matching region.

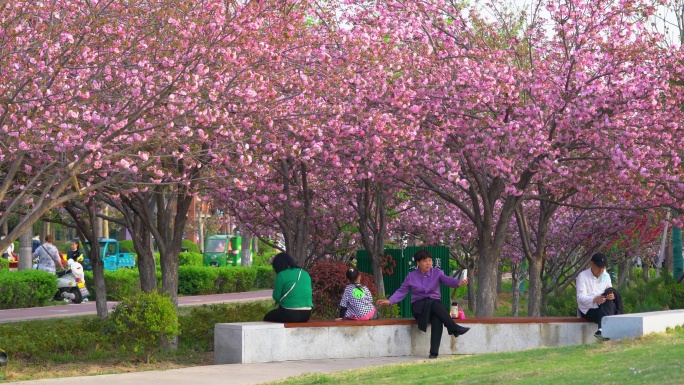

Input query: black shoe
[594,330,610,341]
[429,353,438,359]
[451,325,470,336]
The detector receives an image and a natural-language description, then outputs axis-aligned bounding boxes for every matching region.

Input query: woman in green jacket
[263,252,313,323]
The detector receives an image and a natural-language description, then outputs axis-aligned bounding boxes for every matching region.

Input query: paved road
[0,290,273,324]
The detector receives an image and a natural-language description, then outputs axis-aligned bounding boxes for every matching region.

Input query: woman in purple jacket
[377,249,469,358]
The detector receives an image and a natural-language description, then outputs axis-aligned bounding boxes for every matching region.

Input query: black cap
[591,253,607,267]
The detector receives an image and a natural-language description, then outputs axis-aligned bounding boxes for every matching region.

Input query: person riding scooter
[55,256,89,303]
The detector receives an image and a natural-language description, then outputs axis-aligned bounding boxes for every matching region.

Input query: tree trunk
[665,235,673,274]
[527,256,543,316]
[643,262,651,281]
[65,201,109,319]
[41,222,49,243]
[371,235,386,297]
[617,260,628,287]
[511,262,520,316]
[18,214,33,271]
[467,263,476,312]
[102,206,109,238]
[240,227,252,267]
[497,264,503,294]
[476,248,500,317]
[134,219,157,293]
[276,158,312,267]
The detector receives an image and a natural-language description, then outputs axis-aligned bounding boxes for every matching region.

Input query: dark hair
[414,249,432,263]
[271,252,300,274]
[45,234,54,243]
[346,267,360,283]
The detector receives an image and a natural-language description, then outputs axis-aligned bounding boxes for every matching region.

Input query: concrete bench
[215,317,594,364]
[602,309,684,340]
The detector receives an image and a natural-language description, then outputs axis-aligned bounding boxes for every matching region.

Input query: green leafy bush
[178,301,272,351]
[181,239,200,254]
[309,260,377,319]
[376,294,400,319]
[0,258,8,271]
[0,270,55,309]
[0,317,109,363]
[118,240,135,253]
[542,287,578,316]
[252,253,274,266]
[178,266,220,295]
[179,252,203,266]
[104,291,180,363]
[234,266,258,292]
[84,269,142,301]
[215,267,238,293]
[253,266,276,289]
[619,277,684,313]
[257,239,277,255]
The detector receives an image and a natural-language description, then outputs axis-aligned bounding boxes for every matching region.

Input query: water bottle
[450,302,459,318]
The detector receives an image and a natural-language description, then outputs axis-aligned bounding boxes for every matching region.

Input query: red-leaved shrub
[309,260,377,319]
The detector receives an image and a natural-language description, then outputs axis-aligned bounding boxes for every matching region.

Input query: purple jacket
[388,268,462,305]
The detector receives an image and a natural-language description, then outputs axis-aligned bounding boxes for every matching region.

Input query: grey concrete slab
[602,309,684,340]
[12,356,424,385]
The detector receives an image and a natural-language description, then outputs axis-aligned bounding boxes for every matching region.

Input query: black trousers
[413,300,461,356]
[263,306,311,323]
[581,300,617,328]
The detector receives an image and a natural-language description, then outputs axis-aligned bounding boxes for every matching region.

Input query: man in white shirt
[576,252,618,340]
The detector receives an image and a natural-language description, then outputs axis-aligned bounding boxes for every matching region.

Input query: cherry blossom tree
[340,0,684,317]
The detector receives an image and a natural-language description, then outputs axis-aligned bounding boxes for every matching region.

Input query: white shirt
[576,268,612,314]
[2,240,13,255]
[33,243,61,274]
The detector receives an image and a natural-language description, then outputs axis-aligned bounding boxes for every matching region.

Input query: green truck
[203,234,246,267]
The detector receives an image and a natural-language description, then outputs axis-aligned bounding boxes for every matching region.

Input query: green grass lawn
[268,326,684,385]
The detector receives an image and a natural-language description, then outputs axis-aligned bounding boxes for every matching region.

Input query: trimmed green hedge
[118,240,135,253]
[179,252,203,266]
[0,317,110,362]
[1,262,274,309]
[254,266,276,289]
[84,269,143,302]
[76,265,268,303]
[0,270,56,309]
[0,257,9,271]
[178,266,220,295]
[182,239,200,254]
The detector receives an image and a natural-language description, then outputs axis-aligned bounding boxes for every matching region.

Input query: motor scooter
[54,257,89,304]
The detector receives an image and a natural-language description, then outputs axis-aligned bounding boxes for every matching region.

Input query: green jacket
[273,268,313,309]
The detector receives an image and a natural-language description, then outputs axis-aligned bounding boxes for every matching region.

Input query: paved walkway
[13,356,424,384]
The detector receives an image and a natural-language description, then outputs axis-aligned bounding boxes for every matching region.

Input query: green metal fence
[357,246,451,318]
